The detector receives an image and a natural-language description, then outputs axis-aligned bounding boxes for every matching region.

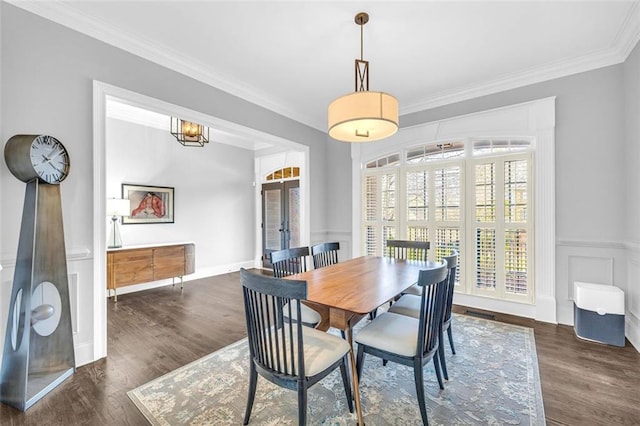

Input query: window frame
[360,138,534,304]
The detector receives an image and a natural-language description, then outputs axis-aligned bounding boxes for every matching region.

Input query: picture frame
[121,184,174,224]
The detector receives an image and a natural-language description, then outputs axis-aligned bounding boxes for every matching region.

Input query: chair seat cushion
[300,326,350,376]
[388,294,421,319]
[402,283,422,296]
[355,312,419,357]
[269,325,350,376]
[283,300,322,326]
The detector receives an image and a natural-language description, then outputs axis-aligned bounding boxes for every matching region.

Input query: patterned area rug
[128,314,545,425]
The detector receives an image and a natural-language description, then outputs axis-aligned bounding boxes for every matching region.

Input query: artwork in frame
[121,184,174,224]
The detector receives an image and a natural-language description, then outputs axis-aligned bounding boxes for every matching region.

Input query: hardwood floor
[1,271,638,425]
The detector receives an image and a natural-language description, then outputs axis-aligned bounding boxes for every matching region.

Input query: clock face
[29,135,70,184]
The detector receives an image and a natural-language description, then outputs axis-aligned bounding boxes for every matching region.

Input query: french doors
[262,180,300,268]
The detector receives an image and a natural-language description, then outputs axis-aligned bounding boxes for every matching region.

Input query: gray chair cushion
[355,312,419,357]
[269,325,350,376]
[402,283,422,296]
[388,294,421,318]
[283,300,322,326]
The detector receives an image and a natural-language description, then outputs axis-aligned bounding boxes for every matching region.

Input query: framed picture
[121,184,174,224]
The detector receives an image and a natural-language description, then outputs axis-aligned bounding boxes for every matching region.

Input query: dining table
[286,255,435,426]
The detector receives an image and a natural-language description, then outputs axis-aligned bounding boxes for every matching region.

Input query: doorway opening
[93,81,310,363]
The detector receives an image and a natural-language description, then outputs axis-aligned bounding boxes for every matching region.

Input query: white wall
[106,117,255,290]
[0,3,328,366]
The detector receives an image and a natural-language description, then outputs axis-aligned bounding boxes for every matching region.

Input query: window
[362,169,398,256]
[362,139,534,303]
[266,167,299,181]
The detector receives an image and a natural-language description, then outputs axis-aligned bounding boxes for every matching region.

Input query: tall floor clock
[1,134,75,411]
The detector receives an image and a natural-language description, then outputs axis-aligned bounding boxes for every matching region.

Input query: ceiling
[10,1,640,133]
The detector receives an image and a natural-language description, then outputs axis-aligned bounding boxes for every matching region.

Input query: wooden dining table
[286,255,435,426]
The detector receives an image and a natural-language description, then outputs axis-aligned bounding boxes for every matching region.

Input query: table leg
[345,322,365,426]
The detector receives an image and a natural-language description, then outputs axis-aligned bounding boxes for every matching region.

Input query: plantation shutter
[362,170,398,256]
[470,153,532,302]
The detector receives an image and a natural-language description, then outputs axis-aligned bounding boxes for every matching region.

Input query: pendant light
[328,12,399,142]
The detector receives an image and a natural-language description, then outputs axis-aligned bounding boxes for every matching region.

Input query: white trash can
[573,282,625,347]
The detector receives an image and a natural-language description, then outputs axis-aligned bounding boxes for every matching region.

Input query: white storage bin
[573,282,625,347]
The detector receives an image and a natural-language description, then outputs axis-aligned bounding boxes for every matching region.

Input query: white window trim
[351,97,556,323]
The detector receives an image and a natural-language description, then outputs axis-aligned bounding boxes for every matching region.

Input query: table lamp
[106,198,130,249]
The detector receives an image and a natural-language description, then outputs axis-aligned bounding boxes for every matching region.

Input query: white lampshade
[328,91,398,142]
[106,199,130,217]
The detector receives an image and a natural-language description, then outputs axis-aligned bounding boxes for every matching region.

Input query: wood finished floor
[1,270,638,425]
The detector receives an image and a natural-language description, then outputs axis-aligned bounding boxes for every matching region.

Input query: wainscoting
[314,232,639,352]
[556,239,638,350]
[0,247,94,366]
[311,230,352,263]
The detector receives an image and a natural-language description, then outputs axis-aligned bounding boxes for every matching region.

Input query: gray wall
[0,3,327,253]
[401,65,626,244]
[0,3,328,364]
[624,42,640,244]
[623,41,640,343]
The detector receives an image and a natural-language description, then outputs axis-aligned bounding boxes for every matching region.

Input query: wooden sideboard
[107,242,195,301]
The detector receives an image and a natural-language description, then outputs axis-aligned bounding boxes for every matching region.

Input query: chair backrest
[442,251,458,326]
[270,246,310,278]
[385,240,430,261]
[310,242,340,269]
[415,261,449,358]
[240,268,306,378]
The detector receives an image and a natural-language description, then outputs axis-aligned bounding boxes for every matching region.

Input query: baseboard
[74,341,95,367]
[625,312,640,352]
[111,260,255,297]
[453,293,537,320]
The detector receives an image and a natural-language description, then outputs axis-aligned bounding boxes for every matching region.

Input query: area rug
[128,314,545,425]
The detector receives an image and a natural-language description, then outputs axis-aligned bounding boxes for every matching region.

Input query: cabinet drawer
[111,249,153,264]
[113,259,154,286]
[154,246,185,279]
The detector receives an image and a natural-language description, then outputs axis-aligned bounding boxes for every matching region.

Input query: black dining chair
[310,242,346,338]
[270,247,321,327]
[386,239,430,297]
[240,269,353,425]
[388,251,459,380]
[310,242,340,269]
[355,262,448,426]
[368,239,431,320]
[385,239,430,261]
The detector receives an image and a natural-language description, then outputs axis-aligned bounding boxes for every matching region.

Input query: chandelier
[170,117,209,147]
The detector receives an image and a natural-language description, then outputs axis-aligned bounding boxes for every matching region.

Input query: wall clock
[1,134,75,411]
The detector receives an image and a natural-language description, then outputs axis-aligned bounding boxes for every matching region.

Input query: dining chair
[385,240,430,297]
[240,269,353,425]
[355,262,448,426]
[270,247,321,327]
[388,251,459,380]
[368,239,431,320]
[310,242,340,269]
[310,241,348,339]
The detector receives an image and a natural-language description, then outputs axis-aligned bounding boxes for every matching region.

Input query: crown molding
[613,1,640,60]
[5,0,320,130]
[400,47,626,116]
[8,0,640,131]
[401,2,640,116]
